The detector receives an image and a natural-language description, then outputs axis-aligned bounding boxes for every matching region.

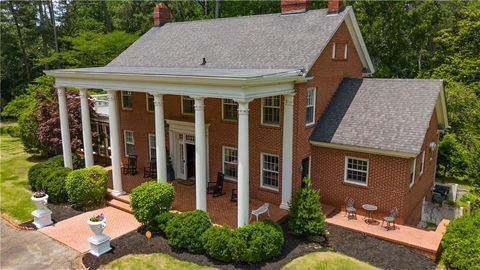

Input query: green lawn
[0,131,39,222]
[99,254,217,270]
[283,251,379,270]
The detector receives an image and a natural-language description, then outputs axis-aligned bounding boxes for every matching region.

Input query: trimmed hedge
[41,167,72,203]
[155,211,176,233]
[165,210,212,253]
[200,225,234,262]
[441,210,480,270]
[28,154,83,190]
[130,181,175,229]
[66,165,108,208]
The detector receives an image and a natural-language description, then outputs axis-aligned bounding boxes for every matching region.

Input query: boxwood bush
[201,225,234,262]
[229,220,284,263]
[28,154,83,190]
[154,211,176,233]
[441,210,480,270]
[41,167,72,203]
[65,165,108,208]
[130,181,175,229]
[165,210,212,253]
[288,177,326,237]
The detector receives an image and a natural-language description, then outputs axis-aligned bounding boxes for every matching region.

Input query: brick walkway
[326,211,449,258]
[39,206,140,253]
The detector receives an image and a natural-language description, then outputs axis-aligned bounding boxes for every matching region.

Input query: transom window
[261,153,279,190]
[121,91,133,109]
[182,96,195,114]
[306,88,316,125]
[148,133,156,161]
[222,99,238,121]
[124,130,135,156]
[262,96,281,125]
[344,157,368,186]
[146,94,154,112]
[223,146,238,180]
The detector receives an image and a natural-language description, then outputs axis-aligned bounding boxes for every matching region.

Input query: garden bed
[19,203,99,229]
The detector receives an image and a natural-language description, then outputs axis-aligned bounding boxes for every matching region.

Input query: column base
[111,190,126,197]
[88,235,112,257]
[32,209,53,228]
[279,202,290,210]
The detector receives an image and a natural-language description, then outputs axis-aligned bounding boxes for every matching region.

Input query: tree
[437,133,470,179]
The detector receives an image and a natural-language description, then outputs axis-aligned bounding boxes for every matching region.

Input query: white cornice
[309,140,416,159]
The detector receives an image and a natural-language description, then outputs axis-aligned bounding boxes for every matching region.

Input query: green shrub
[458,188,480,211]
[288,177,326,237]
[44,154,84,169]
[130,181,175,228]
[41,167,72,203]
[441,210,480,270]
[201,225,234,262]
[165,210,212,253]
[28,154,83,191]
[229,220,284,263]
[0,125,20,137]
[154,211,176,233]
[65,165,108,208]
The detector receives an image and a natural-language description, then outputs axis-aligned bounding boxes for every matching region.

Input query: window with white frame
[306,88,316,125]
[222,99,238,120]
[332,42,348,60]
[344,157,369,185]
[182,96,195,114]
[146,94,154,112]
[262,96,281,125]
[261,153,279,190]
[124,130,135,156]
[420,150,425,176]
[410,158,416,187]
[148,133,156,161]
[223,146,238,180]
[121,91,133,109]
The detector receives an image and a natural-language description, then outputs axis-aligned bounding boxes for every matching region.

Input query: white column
[107,90,124,196]
[280,94,295,210]
[153,93,167,182]
[236,99,251,227]
[193,97,207,211]
[79,89,94,167]
[57,87,73,169]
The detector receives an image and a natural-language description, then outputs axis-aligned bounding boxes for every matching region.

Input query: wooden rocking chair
[122,155,138,175]
[207,172,226,197]
[143,158,157,179]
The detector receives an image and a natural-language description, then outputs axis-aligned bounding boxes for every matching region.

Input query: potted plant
[31,190,48,211]
[88,213,106,240]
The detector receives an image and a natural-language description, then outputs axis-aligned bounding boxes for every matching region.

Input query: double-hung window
[182,96,195,114]
[146,94,154,112]
[223,146,238,180]
[262,96,281,126]
[261,153,279,190]
[148,133,156,161]
[344,157,369,186]
[121,91,133,109]
[306,88,316,125]
[222,99,238,121]
[124,130,135,156]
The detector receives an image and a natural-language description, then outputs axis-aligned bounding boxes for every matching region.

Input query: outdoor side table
[362,204,378,224]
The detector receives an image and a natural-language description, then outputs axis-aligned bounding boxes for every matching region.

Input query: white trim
[344,9,375,73]
[222,146,238,181]
[121,91,133,110]
[332,43,336,59]
[310,140,417,158]
[260,152,280,191]
[410,158,417,188]
[344,156,369,187]
[420,150,425,176]
[306,87,316,126]
[344,43,348,59]
[181,96,195,115]
[332,42,347,60]
[146,93,154,112]
[123,130,135,156]
[436,87,449,128]
[261,96,281,127]
[148,133,156,161]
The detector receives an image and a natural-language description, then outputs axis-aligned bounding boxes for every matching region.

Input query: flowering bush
[33,190,46,198]
[90,213,105,222]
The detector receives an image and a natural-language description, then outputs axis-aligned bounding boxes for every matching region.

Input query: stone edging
[0,212,36,231]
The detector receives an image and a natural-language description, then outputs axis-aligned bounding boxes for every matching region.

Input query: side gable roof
[108,7,374,73]
[310,78,447,157]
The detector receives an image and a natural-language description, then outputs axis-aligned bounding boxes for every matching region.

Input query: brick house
[46,0,448,227]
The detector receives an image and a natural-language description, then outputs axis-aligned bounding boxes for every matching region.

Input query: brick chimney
[327,0,343,15]
[153,3,171,27]
[281,0,310,14]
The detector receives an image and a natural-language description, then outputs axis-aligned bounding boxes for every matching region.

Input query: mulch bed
[83,222,438,270]
[19,203,96,230]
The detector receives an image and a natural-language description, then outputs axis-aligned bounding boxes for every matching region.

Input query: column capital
[107,90,117,101]
[192,96,205,110]
[284,93,295,106]
[57,87,66,96]
[79,88,88,97]
[152,93,164,105]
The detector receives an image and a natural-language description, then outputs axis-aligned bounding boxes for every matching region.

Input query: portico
[46,67,306,227]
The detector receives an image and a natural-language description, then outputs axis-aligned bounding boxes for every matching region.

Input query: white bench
[250,203,270,221]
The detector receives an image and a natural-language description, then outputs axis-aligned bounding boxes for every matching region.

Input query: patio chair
[250,203,270,221]
[230,188,237,202]
[207,172,226,197]
[382,207,398,231]
[344,197,357,219]
[143,158,157,179]
[122,155,138,175]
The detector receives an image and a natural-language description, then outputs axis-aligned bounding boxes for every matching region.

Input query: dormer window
[332,42,348,60]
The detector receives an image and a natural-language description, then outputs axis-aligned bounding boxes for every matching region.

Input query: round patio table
[362,204,378,224]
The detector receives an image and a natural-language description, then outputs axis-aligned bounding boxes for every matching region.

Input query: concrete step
[106,198,133,214]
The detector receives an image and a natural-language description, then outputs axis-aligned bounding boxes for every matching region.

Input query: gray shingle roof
[310,78,443,155]
[108,7,349,71]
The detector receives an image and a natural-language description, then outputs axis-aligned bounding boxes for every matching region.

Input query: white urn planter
[87,217,111,257]
[31,195,53,228]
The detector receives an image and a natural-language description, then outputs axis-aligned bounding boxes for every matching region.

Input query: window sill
[305,122,316,128]
[332,58,348,61]
[259,186,279,193]
[122,108,133,111]
[221,119,238,124]
[259,123,281,130]
[342,181,368,189]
